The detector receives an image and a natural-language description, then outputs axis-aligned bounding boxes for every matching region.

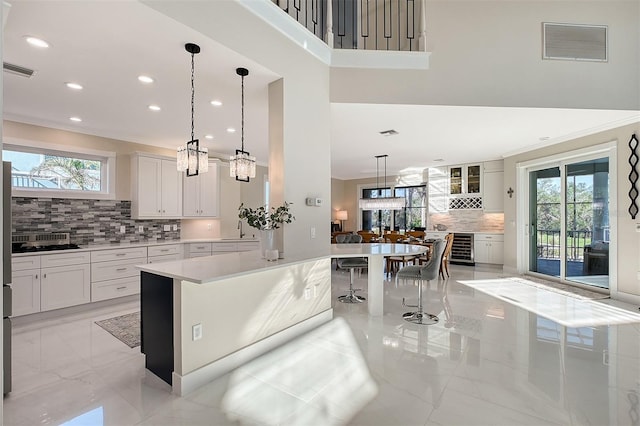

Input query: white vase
[260,228,275,258]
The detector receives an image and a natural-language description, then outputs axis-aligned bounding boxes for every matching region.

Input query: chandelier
[177,43,208,176]
[229,67,256,182]
[359,155,405,210]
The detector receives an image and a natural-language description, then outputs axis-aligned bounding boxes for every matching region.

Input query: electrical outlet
[304,288,311,300]
[207,223,212,231]
[314,284,319,298]
[310,227,316,239]
[119,225,125,234]
[138,225,144,233]
[172,224,178,231]
[163,225,170,231]
[192,323,202,341]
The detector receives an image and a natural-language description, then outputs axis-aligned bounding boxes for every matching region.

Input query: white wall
[330,1,640,111]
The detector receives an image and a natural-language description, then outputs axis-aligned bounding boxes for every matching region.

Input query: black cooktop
[12,243,81,253]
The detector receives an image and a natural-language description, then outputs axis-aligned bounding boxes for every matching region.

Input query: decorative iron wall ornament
[628,134,639,219]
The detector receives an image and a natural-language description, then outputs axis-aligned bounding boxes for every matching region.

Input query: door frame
[516,141,617,294]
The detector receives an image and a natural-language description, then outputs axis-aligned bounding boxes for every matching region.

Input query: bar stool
[396,239,446,325]
[336,234,368,303]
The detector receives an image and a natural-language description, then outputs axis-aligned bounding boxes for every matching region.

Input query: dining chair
[396,239,446,325]
[439,233,455,279]
[336,234,368,303]
[406,230,426,240]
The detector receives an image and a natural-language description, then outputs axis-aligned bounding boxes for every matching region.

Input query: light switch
[192,323,202,341]
[304,288,311,300]
[119,225,125,234]
[172,224,178,231]
[163,225,170,231]
[310,227,316,239]
[138,226,144,233]
[635,223,640,233]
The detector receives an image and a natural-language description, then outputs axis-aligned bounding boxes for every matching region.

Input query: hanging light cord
[190,51,195,143]
[240,73,245,152]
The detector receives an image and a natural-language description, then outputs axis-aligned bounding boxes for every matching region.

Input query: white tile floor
[4,263,640,425]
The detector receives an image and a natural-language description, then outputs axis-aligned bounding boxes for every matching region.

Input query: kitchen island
[137,251,332,396]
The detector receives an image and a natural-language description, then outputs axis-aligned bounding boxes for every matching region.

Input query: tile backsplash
[429,211,504,233]
[12,197,180,246]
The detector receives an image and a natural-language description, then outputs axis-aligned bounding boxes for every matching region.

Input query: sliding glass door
[528,156,610,289]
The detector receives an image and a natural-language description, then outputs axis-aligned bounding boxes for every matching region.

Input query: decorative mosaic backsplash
[429,211,504,233]
[12,197,180,246]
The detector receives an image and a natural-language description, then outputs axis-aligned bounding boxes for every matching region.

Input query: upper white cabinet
[449,164,482,196]
[482,160,504,213]
[132,154,182,219]
[183,160,220,218]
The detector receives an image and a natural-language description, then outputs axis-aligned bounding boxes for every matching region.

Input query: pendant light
[359,155,405,210]
[177,42,208,177]
[229,67,256,182]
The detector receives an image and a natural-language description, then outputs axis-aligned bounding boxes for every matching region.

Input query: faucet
[238,220,245,239]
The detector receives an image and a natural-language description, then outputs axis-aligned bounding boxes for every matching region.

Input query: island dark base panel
[141,271,174,385]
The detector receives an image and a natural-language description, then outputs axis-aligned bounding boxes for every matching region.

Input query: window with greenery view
[394,185,427,231]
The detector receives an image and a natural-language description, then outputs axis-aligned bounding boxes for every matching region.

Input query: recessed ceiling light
[148,105,161,111]
[69,116,82,122]
[138,75,154,84]
[226,128,236,133]
[25,36,49,48]
[205,134,214,139]
[211,100,222,106]
[65,82,83,90]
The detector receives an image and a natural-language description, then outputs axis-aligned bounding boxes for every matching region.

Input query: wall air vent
[379,129,398,136]
[543,22,607,62]
[3,62,35,78]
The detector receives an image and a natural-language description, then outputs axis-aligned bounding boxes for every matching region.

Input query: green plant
[238,202,295,230]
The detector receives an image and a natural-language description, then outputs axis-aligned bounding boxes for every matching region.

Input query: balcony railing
[273,0,426,52]
[537,229,593,261]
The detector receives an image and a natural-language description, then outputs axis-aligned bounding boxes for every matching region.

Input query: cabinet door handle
[43,274,46,279]
[116,253,126,257]
[35,274,38,279]
[158,209,161,213]
[116,286,127,290]
[116,268,127,272]
[160,249,169,252]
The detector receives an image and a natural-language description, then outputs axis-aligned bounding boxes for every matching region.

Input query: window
[394,185,427,232]
[360,184,427,233]
[2,141,116,199]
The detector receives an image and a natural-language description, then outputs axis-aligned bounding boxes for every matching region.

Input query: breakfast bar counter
[137,251,332,395]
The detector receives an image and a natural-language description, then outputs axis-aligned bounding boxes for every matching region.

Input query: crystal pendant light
[177,43,208,176]
[359,155,405,210]
[229,67,256,182]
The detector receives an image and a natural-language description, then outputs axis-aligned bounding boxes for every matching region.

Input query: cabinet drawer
[91,258,147,282]
[236,241,260,251]
[92,277,140,302]
[148,244,183,257]
[188,243,212,254]
[148,253,183,263]
[211,242,239,252]
[475,234,504,242]
[41,251,91,268]
[91,247,147,263]
[188,253,211,258]
[12,256,41,271]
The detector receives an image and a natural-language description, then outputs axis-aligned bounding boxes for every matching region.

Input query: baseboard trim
[171,309,333,396]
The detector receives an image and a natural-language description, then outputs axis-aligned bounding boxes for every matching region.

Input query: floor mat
[95,311,140,348]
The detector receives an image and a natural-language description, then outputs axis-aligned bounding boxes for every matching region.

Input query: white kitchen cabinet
[91,247,147,302]
[41,263,91,311]
[148,244,184,264]
[483,171,504,212]
[132,154,182,219]
[183,160,219,217]
[11,269,40,316]
[186,242,212,258]
[474,234,504,264]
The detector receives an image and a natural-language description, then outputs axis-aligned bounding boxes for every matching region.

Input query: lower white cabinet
[474,234,504,264]
[236,241,260,252]
[41,263,91,311]
[90,247,147,302]
[11,269,40,316]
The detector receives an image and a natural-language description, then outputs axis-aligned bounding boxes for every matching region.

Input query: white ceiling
[3,1,638,181]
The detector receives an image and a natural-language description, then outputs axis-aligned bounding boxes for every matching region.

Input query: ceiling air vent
[543,22,607,62]
[379,129,398,136]
[3,62,36,78]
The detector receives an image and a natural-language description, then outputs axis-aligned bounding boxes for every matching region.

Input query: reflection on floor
[5,263,640,425]
[568,274,610,289]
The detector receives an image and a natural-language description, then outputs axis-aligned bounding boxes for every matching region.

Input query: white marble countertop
[137,250,326,284]
[11,237,259,257]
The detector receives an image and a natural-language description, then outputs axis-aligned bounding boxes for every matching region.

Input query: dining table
[330,243,429,317]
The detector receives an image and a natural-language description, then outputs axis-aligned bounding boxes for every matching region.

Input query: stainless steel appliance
[450,233,475,265]
[3,161,12,394]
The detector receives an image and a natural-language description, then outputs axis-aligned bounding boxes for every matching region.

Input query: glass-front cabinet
[449,164,482,195]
